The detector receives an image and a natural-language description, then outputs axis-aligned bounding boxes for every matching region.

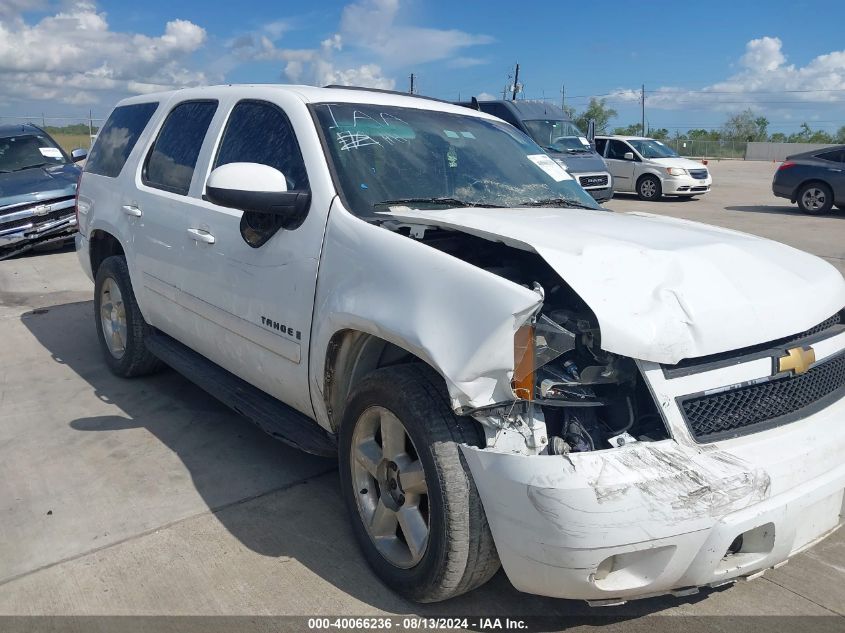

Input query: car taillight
[74,173,83,226]
[778,161,796,171]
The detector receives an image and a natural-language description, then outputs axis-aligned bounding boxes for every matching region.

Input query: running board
[145,332,337,457]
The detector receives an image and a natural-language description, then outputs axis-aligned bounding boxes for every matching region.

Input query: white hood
[383,206,845,364]
[651,157,709,171]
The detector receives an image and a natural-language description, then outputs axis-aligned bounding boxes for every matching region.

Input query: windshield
[0,133,68,173]
[313,103,600,216]
[627,139,678,159]
[522,119,591,153]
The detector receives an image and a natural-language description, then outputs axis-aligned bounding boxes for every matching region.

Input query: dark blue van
[457,100,612,202]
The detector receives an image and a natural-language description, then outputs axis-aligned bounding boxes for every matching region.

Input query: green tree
[574,98,618,135]
[769,132,787,143]
[650,128,670,140]
[754,116,769,141]
[809,130,834,143]
[836,126,845,143]
[613,123,643,136]
[722,109,762,141]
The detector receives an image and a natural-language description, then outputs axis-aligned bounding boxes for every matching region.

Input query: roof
[0,122,43,136]
[595,135,653,141]
[117,84,493,119]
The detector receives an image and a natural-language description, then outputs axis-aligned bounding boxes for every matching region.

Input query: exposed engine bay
[395,224,669,453]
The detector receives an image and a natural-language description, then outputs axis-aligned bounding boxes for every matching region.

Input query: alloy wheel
[802,187,826,211]
[99,277,128,359]
[350,406,430,568]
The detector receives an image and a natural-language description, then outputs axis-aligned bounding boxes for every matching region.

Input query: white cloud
[231,0,492,90]
[607,37,845,114]
[0,1,209,107]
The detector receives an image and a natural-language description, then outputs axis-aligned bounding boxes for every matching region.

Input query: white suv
[596,135,713,200]
[76,85,845,605]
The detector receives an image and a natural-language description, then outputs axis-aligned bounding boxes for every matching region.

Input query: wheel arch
[322,329,444,432]
[793,178,833,201]
[89,229,126,279]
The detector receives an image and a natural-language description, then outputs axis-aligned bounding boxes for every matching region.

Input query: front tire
[797,182,833,214]
[94,255,162,377]
[637,175,662,200]
[339,364,499,602]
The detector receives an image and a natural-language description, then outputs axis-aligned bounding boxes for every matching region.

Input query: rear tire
[94,255,162,377]
[637,175,662,201]
[797,182,833,214]
[339,364,499,603]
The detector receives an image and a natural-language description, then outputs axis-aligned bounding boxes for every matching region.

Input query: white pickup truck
[76,85,845,605]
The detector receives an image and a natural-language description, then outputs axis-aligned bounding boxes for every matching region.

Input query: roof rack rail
[322,85,451,105]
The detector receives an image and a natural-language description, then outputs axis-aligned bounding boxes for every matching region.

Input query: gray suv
[456,99,613,202]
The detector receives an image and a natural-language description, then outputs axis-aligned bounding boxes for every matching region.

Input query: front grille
[681,352,845,440]
[579,174,609,188]
[0,208,73,231]
[689,169,708,179]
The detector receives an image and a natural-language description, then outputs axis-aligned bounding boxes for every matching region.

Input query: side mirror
[71,148,87,162]
[623,152,635,161]
[586,119,596,143]
[205,162,310,229]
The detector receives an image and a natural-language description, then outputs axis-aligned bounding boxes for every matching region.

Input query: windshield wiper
[13,162,47,172]
[374,197,505,210]
[518,198,598,210]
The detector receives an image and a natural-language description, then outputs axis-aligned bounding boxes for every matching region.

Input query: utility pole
[641,84,645,136]
[88,110,93,142]
[409,73,415,94]
[560,84,565,111]
[511,63,520,101]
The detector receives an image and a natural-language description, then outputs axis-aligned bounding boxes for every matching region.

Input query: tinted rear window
[143,100,218,195]
[85,102,158,177]
[817,149,845,163]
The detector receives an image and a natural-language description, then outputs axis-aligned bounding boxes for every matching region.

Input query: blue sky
[3,0,845,133]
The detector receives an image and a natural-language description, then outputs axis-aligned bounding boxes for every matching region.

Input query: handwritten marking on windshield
[337,131,381,151]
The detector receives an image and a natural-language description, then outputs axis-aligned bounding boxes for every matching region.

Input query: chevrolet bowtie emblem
[777,346,816,375]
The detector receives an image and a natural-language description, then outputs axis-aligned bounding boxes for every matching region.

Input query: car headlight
[666,167,687,176]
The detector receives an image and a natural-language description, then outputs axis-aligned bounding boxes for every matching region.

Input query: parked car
[772,145,845,214]
[76,85,845,606]
[595,135,712,200]
[0,123,87,260]
[456,99,613,202]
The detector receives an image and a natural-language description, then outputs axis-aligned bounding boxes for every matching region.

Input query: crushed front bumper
[0,197,77,260]
[461,393,845,603]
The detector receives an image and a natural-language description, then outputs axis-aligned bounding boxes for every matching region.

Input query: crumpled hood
[382,206,845,364]
[650,157,709,171]
[0,163,80,212]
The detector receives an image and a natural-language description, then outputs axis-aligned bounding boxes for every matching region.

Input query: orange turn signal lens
[513,323,535,401]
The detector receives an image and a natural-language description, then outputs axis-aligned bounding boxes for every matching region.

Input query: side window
[213,100,309,246]
[607,140,633,160]
[85,102,158,177]
[143,100,218,195]
[817,150,845,163]
[214,100,308,191]
[594,138,607,156]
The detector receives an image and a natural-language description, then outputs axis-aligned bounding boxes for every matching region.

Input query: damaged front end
[0,194,78,259]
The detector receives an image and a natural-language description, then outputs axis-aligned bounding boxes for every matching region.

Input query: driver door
[177,97,331,416]
[604,139,637,192]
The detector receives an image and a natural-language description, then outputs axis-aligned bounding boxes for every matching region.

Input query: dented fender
[309,201,542,429]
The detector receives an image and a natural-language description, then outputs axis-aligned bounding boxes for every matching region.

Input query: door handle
[121,204,142,217]
[187,228,215,244]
